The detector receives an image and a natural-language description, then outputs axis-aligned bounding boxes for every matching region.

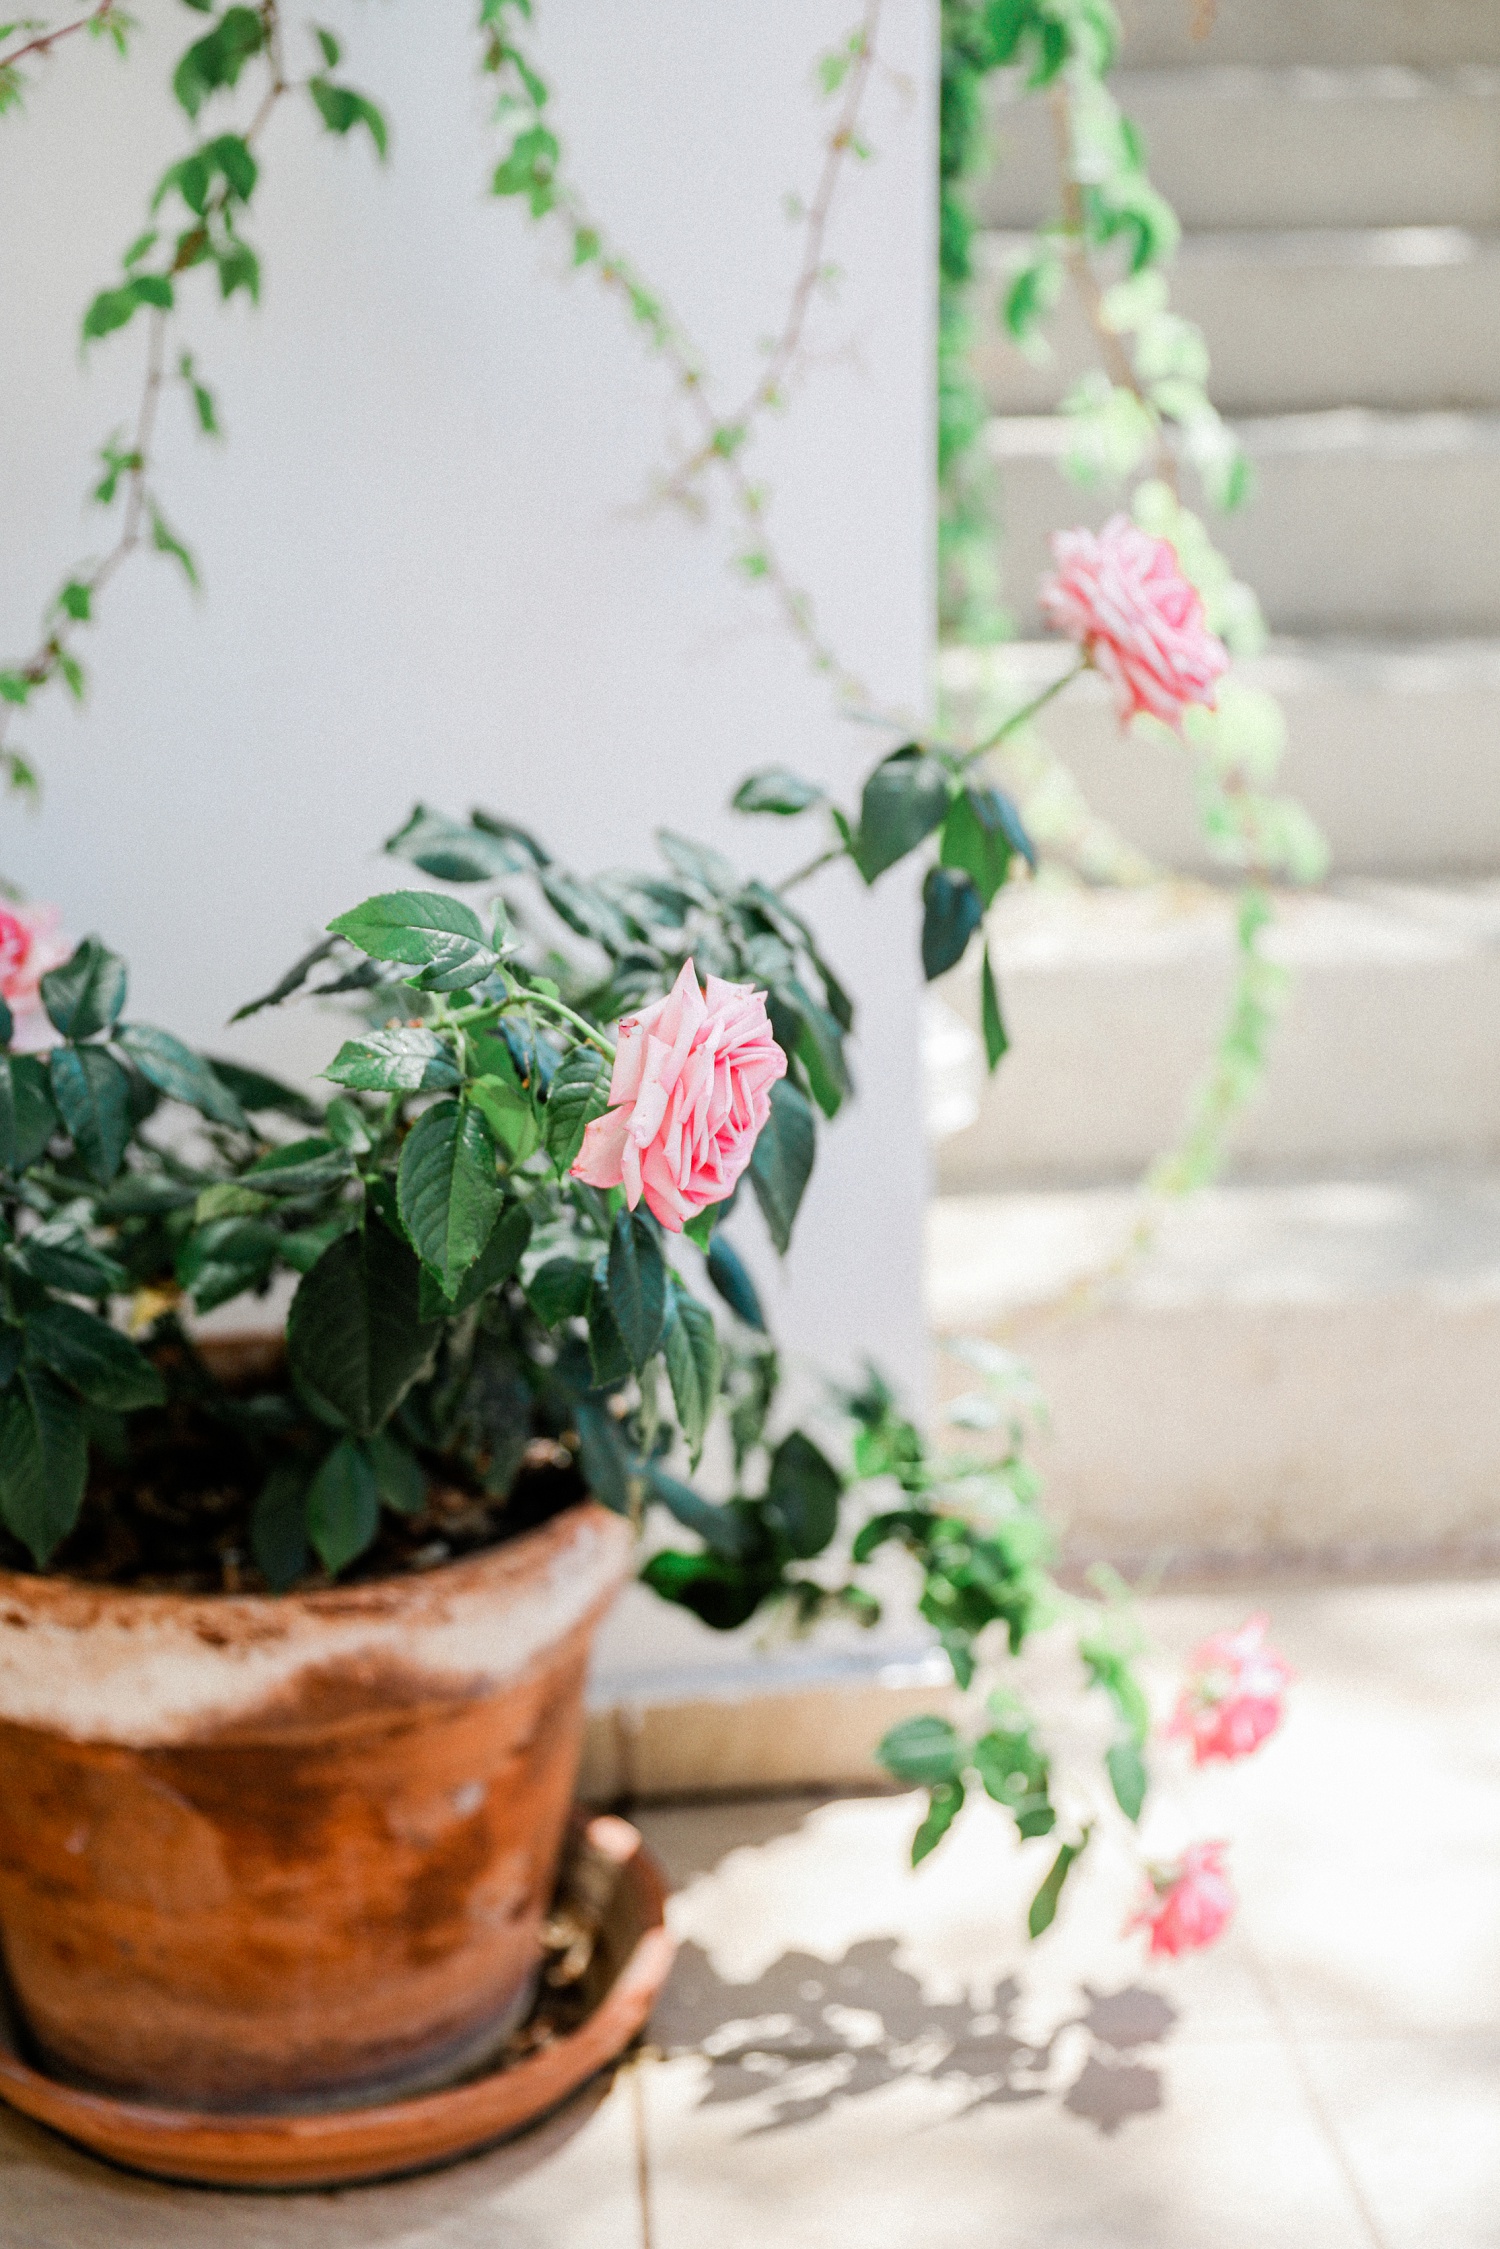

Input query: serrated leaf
[114,1023,249,1128]
[732,767,826,816]
[663,1288,720,1466]
[325,1026,460,1093]
[748,1078,815,1256]
[0,1054,58,1173]
[14,1224,126,1298]
[26,1299,164,1409]
[0,1365,88,1564]
[308,76,389,158]
[49,1046,131,1182]
[328,892,498,992]
[573,1396,632,1515]
[764,1428,842,1559]
[385,802,543,881]
[243,1136,353,1197]
[286,1215,435,1438]
[607,1209,667,1373]
[526,1255,593,1327]
[853,747,950,882]
[204,1057,320,1122]
[417,1200,530,1319]
[704,1233,766,1331]
[306,1437,380,1575]
[543,1044,610,1170]
[397,1099,503,1292]
[468,1072,539,1162]
[40,937,127,1040]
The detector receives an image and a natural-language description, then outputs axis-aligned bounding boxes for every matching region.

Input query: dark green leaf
[764,1428,842,1559]
[26,1299,162,1409]
[114,1023,249,1128]
[656,829,738,897]
[1106,1740,1148,1822]
[40,937,126,1040]
[732,768,826,816]
[286,1216,435,1438]
[980,942,1008,1071]
[328,892,499,992]
[397,1099,503,1292]
[921,865,984,981]
[0,1365,87,1564]
[243,1136,353,1197]
[0,1055,58,1172]
[1028,1833,1089,1938]
[326,1026,460,1094]
[912,1777,966,1865]
[705,1233,765,1331]
[49,1046,131,1182]
[586,1285,633,1389]
[663,1288,720,1466]
[308,77,389,157]
[306,1437,380,1574]
[645,1463,756,1560]
[172,5,264,118]
[385,803,538,882]
[543,1044,611,1170]
[573,1396,633,1515]
[607,1209,667,1373]
[853,747,951,882]
[468,807,551,868]
[526,1255,593,1326]
[877,1712,964,1787]
[749,1079,815,1256]
[13,1224,126,1297]
[941,786,1023,908]
[250,1461,310,1591]
[640,1547,773,1631]
[368,1430,426,1515]
[229,935,340,1023]
[416,1201,530,1319]
[0,994,12,1048]
[974,1726,1056,1839]
[204,1057,320,1122]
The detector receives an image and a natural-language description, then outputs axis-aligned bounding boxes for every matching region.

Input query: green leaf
[748,1078,815,1256]
[250,1461,310,1591]
[397,1099,503,1292]
[0,994,11,1048]
[242,1136,353,1197]
[286,1216,435,1439]
[640,1547,774,1632]
[149,506,198,588]
[1106,1740,1148,1822]
[326,1027,460,1093]
[543,1044,611,1171]
[732,768,826,816]
[306,1437,380,1575]
[586,1284,633,1390]
[764,1428,842,1559]
[308,77,389,157]
[26,1299,164,1409]
[368,1429,425,1515]
[920,865,984,981]
[172,5,264,118]
[973,1726,1055,1839]
[175,1216,280,1309]
[468,1072,539,1163]
[663,1288,720,1466]
[204,130,257,201]
[573,1396,633,1515]
[40,936,127,1040]
[416,1200,530,1319]
[0,1365,87,1564]
[912,1777,966,1865]
[0,1055,58,1173]
[877,1712,964,1787]
[204,1057,320,1122]
[980,942,1008,1071]
[313,25,341,67]
[705,1233,765,1330]
[1028,1833,1089,1939]
[644,1464,756,1560]
[328,891,499,991]
[13,1224,126,1298]
[385,802,544,882]
[525,1255,593,1327]
[49,1046,131,1183]
[853,747,950,882]
[607,1209,667,1373]
[940,786,1026,908]
[114,1023,249,1128]
[656,829,739,898]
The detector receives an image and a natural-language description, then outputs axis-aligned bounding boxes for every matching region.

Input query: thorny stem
[1048,82,1178,497]
[0,0,288,778]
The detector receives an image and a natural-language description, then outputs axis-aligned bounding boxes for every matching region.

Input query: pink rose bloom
[571,959,786,1232]
[0,901,72,1052]
[1167,1612,1294,1765]
[1127,1841,1236,1959]
[1039,515,1229,729]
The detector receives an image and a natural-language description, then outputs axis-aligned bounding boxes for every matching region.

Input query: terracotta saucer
[0,1814,674,2192]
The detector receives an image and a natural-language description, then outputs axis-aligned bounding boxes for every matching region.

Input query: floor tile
[1297,2035,1500,2249]
[0,2073,642,2249]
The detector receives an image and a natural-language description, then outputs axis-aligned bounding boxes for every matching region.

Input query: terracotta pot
[0,1498,633,2111]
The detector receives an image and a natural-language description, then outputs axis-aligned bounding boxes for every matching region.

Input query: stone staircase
[930,0,1500,1572]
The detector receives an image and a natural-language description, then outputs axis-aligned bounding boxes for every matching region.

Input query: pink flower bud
[1127,1841,1236,1958]
[1166,1612,1294,1766]
[1039,515,1229,730]
[571,959,786,1233]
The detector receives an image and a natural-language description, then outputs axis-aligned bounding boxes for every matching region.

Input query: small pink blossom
[1127,1841,1236,1959]
[571,959,786,1233]
[0,900,72,1052]
[1039,515,1229,730]
[1167,1612,1294,1765]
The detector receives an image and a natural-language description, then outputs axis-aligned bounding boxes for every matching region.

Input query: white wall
[0,0,936,1682]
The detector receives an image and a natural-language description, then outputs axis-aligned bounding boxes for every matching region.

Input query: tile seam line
[1240,1932,1395,2249]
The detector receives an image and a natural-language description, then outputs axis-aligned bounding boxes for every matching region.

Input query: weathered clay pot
[0,1499,632,2111]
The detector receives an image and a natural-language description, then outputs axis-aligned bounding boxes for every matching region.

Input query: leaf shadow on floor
[652,1938,1176,2139]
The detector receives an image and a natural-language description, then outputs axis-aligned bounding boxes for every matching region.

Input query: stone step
[971,228,1500,417]
[939,638,1500,879]
[1113,0,1500,71]
[984,409,1500,635]
[927,1173,1500,1563]
[973,67,1500,235]
[934,879,1500,1188]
